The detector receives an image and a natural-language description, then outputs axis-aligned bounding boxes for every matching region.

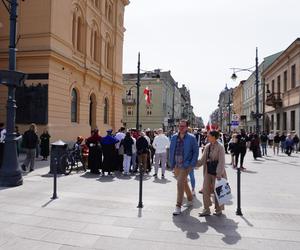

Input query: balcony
[122,98,136,105]
[266,92,282,108]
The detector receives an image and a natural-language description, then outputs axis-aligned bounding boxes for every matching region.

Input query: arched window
[72,5,85,53]
[104,98,109,124]
[72,13,76,46]
[90,22,100,63]
[105,0,113,23]
[71,89,78,123]
[77,17,83,52]
[105,34,113,70]
[93,30,99,62]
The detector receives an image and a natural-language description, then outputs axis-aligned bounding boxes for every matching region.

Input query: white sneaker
[172,206,181,216]
[183,200,193,207]
[192,190,196,196]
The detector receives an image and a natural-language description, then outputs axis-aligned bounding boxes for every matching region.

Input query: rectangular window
[284,70,287,92]
[283,112,287,131]
[277,75,281,93]
[276,113,280,131]
[291,64,296,88]
[271,114,274,130]
[266,83,269,92]
[146,106,152,116]
[127,106,133,116]
[272,80,275,93]
[291,110,296,131]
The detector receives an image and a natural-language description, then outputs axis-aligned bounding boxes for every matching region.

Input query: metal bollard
[51,157,58,199]
[137,162,143,208]
[236,166,242,216]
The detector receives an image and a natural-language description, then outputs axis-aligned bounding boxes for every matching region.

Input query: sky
[123,0,300,124]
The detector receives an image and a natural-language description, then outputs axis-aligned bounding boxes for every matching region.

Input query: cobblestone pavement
[0,150,299,249]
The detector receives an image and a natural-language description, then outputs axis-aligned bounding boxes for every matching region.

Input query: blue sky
[123,0,300,123]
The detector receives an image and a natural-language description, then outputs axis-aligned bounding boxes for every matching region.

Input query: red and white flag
[143,86,151,105]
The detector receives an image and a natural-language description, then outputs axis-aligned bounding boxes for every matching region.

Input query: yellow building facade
[0,0,129,141]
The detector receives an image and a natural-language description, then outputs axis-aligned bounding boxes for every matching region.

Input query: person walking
[235,129,249,170]
[169,120,199,216]
[136,131,150,173]
[86,129,102,174]
[101,129,119,176]
[130,130,137,172]
[250,133,260,160]
[40,129,51,160]
[198,130,226,216]
[115,127,126,172]
[228,133,238,168]
[0,123,6,168]
[280,133,286,153]
[273,132,281,155]
[152,128,170,179]
[293,134,299,153]
[120,131,134,175]
[260,132,268,156]
[21,124,39,172]
[285,134,294,156]
[268,131,274,148]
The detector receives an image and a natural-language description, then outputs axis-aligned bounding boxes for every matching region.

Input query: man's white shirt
[115,132,125,149]
[152,134,170,154]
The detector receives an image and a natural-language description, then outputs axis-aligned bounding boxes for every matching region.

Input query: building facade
[122,70,183,131]
[0,0,129,141]
[263,38,300,136]
[218,85,233,132]
[242,52,282,133]
[232,81,245,129]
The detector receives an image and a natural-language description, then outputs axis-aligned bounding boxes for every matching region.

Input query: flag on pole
[143,86,151,105]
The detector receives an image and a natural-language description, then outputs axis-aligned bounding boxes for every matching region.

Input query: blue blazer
[169,132,199,169]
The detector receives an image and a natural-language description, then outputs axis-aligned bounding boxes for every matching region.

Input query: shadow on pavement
[153,177,171,184]
[204,215,241,245]
[80,172,101,179]
[97,175,115,182]
[242,170,257,174]
[240,216,254,227]
[173,207,208,240]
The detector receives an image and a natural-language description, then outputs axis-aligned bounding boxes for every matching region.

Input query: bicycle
[60,148,86,175]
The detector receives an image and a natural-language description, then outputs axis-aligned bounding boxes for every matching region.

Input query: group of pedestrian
[80,126,171,177]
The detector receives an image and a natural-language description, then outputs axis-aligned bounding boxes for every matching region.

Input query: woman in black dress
[40,130,51,160]
[86,129,102,174]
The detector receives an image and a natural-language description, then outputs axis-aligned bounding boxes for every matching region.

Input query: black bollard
[137,163,143,208]
[236,166,243,216]
[51,157,58,199]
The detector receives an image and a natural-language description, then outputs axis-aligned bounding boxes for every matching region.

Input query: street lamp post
[135,52,144,209]
[231,47,260,134]
[0,0,27,187]
[230,47,261,216]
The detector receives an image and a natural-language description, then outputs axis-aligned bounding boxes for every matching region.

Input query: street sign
[231,114,240,129]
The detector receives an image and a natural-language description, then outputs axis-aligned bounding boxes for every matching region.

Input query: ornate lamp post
[230,48,261,216]
[0,0,27,187]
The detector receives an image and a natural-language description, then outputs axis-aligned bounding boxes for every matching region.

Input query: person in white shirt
[152,128,170,178]
[0,123,6,168]
[131,132,137,172]
[268,131,274,148]
[115,127,126,172]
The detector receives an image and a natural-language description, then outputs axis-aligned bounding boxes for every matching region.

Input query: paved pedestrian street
[0,151,300,250]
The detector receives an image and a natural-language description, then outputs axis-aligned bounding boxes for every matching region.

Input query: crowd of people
[0,122,51,172]
[1,120,299,217]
